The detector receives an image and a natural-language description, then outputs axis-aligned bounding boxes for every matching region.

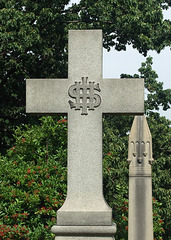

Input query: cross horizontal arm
[101,78,144,114]
[26,79,69,114]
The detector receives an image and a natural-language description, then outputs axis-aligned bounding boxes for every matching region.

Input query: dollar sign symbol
[68,77,101,115]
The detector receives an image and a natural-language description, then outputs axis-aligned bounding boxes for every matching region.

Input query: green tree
[0,0,171,153]
[0,115,169,239]
[0,0,170,239]
[0,0,69,152]
[0,116,67,239]
[71,0,171,54]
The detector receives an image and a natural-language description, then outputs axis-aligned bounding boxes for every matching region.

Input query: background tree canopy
[0,0,170,152]
[0,0,170,239]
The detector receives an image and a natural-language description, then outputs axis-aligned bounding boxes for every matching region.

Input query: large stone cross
[26,30,144,239]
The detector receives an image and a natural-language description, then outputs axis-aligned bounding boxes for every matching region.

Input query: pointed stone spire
[128,115,154,240]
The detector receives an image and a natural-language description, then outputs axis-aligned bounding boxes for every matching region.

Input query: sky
[68,1,171,119]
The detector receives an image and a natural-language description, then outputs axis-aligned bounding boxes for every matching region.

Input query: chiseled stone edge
[51,223,116,236]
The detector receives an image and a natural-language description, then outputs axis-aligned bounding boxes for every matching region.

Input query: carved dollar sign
[68,77,101,115]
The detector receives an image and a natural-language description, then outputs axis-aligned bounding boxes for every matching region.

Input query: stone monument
[26,30,144,240]
[127,115,154,240]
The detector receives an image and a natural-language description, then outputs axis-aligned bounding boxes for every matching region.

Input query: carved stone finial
[128,115,154,176]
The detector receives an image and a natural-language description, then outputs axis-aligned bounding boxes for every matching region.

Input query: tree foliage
[71,0,171,54]
[0,1,170,239]
[0,0,171,152]
[121,56,171,113]
[0,0,69,152]
[0,117,67,239]
[0,115,170,239]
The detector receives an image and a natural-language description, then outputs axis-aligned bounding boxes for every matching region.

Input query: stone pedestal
[54,237,114,240]
[51,224,116,240]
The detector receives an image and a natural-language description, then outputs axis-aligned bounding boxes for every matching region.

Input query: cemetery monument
[128,115,154,240]
[26,30,144,239]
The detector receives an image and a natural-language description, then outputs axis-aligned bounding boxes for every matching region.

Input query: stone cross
[128,115,154,240]
[26,30,144,239]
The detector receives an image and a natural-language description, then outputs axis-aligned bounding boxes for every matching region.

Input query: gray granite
[26,30,144,239]
[54,237,115,240]
[26,79,69,114]
[128,116,154,240]
[51,224,116,236]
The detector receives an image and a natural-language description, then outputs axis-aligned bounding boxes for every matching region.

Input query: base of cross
[54,237,115,240]
[51,224,116,239]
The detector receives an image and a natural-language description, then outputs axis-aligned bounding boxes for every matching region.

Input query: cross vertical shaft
[57,30,112,226]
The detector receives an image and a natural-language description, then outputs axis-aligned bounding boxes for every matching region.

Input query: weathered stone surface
[52,224,116,240]
[26,79,68,114]
[128,115,154,240]
[56,30,112,227]
[54,237,115,240]
[100,78,144,114]
[51,224,116,236]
